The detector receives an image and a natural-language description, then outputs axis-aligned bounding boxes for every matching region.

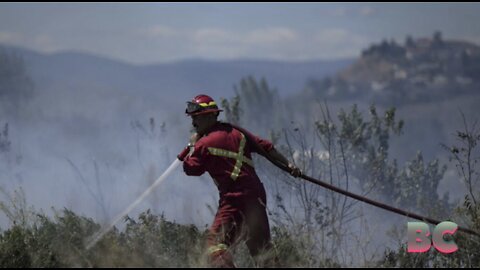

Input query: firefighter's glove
[177,147,190,161]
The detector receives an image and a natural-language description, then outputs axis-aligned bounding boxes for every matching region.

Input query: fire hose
[227,123,480,238]
[88,122,477,251]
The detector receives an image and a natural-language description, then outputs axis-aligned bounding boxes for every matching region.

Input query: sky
[1,3,480,65]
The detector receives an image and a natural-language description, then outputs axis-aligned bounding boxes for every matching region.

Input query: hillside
[303,33,480,106]
[0,43,352,100]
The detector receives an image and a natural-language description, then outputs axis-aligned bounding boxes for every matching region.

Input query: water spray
[85,158,181,250]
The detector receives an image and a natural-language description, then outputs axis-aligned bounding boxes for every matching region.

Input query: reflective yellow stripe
[208,148,238,159]
[208,243,228,254]
[199,101,217,107]
[207,133,254,181]
[230,134,246,180]
[208,148,254,167]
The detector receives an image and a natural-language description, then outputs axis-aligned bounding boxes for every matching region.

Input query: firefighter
[177,94,301,267]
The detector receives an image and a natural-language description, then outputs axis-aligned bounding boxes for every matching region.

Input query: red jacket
[181,122,273,198]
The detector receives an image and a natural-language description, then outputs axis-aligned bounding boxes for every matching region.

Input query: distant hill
[303,32,480,106]
[0,44,352,102]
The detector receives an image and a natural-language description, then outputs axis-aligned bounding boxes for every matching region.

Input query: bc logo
[407,221,458,253]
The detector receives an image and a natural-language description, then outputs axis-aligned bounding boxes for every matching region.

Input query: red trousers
[207,189,273,267]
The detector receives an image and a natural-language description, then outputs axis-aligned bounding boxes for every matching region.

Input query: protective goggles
[185,101,217,114]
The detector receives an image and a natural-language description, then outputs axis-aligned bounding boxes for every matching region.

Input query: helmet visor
[186,101,203,114]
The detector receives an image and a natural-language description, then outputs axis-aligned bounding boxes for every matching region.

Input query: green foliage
[393,152,449,214]
[378,229,480,268]
[270,226,340,268]
[0,188,35,228]
[115,210,205,267]
[0,209,99,267]
[0,208,206,267]
[332,105,403,196]
[379,112,480,268]
[317,104,449,214]
[0,225,33,268]
[0,206,334,267]
[441,113,480,211]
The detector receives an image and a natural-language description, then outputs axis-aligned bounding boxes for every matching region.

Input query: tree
[331,105,450,214]
[433,31,444,47]
[405,35,415,48]
[441,112,480,225]
[232,76,283,132]
[0,123,10,154]
[220,95,242,125]
[0,49,34,116]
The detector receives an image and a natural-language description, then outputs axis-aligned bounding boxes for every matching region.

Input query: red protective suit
[179,122,274,267]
